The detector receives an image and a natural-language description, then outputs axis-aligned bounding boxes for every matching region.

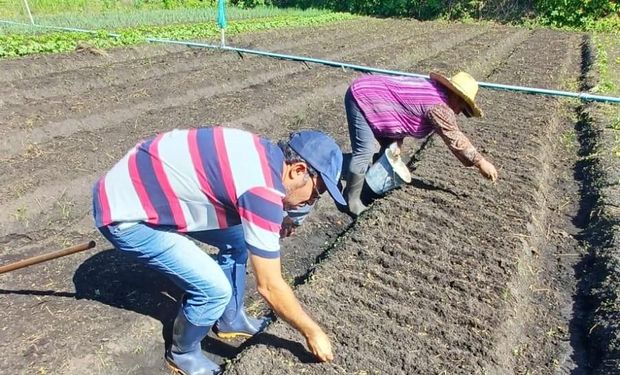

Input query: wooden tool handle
[0,241,96,275]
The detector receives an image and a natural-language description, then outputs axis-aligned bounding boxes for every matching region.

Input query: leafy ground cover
[0,12,356,58]
[0,0,355,59]
[2,5,335,30]
[593,33,620,157]
[1,0,245,19]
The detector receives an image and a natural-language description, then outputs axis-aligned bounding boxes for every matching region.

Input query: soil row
[576,37,620,375]
[224,29,585,375]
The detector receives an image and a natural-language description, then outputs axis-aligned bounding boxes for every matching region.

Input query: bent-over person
[93,126,345,374]
[344,71,498,216]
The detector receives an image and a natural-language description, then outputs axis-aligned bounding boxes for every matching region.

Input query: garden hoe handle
[0,240,96,275]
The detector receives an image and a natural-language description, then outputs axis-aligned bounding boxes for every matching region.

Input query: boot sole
[215,331,253,339]
[165,356,221,375]
[165,359,187,375]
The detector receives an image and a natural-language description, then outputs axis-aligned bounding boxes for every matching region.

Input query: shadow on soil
[0,248,320,364]
[0,288,76,297]
[72,249,314,361]
[72,248,181,339]
[566,35,618,374]
[566,106,599,375]
[569,102,620,374]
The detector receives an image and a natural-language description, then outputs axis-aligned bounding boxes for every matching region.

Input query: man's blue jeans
[98,223,248,327]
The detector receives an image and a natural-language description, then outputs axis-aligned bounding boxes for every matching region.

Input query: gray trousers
[345,88,392,176]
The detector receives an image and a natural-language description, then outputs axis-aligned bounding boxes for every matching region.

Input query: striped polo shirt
[350,75,450,139]
[92,127,285,258]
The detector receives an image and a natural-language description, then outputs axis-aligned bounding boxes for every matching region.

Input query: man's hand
[280,216,298,238]
[305,327,334,362]
[250,254,335,362]
[477,159,498,182]
[390,139,404,157]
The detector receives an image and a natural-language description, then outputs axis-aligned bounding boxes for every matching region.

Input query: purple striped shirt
[350,75,449,139]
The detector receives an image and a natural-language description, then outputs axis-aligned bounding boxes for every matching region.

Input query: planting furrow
[479,30,584,375]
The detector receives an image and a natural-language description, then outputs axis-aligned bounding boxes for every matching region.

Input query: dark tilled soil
[224,27,593,375]
[0,17,615,375]
[575,36,620,375]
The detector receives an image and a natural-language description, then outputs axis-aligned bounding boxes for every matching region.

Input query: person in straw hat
[343,71,498,216]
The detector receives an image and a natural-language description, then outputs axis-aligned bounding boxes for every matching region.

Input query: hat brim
[320,172,347,206]
[430,72,483,118]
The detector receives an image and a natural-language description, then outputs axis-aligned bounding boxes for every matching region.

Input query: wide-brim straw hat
[429,71,483,118]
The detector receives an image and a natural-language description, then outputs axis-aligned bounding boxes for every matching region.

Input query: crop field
[0,16,619,374]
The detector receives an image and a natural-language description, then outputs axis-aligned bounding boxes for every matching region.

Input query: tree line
[229,0,618,28]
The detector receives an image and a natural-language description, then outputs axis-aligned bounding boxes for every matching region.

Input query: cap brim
[320,172,347,206]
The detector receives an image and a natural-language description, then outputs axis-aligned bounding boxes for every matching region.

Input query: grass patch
[518,12,620,34]
[592,34,616,95]
[590,31,620,158]
[0,12,356,58]
[611,114,620,131]
[609,111,620,158]
[583,14,620,34]
[562,129,577,150]
[1,0,216,19]
[1,5,336,30]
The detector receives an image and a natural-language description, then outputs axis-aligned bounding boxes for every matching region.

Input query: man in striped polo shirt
[93,126,345,374]
[344,71,499,216]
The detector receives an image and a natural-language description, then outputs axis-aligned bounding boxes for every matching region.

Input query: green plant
[534,0,618,28]
[611,114,620,131]
[231,0,270,8]
[591,35,616,94]
[12,206,28,224]
[0,12,356,58]
[273,0,618,29]
[561,129,577,150]
[611,112,620,159]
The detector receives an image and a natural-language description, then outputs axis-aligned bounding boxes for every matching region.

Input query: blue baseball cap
[287,130,347,206]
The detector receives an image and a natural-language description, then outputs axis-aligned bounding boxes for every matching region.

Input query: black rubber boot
[345,172,367,217]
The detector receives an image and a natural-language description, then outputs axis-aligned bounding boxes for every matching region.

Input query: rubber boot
[213,263,269,339]
[165,309,220,375]
[345,172,367,217]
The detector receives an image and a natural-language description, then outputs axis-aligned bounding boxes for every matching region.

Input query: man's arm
[250,254,333,362]
[236,187,333,362]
